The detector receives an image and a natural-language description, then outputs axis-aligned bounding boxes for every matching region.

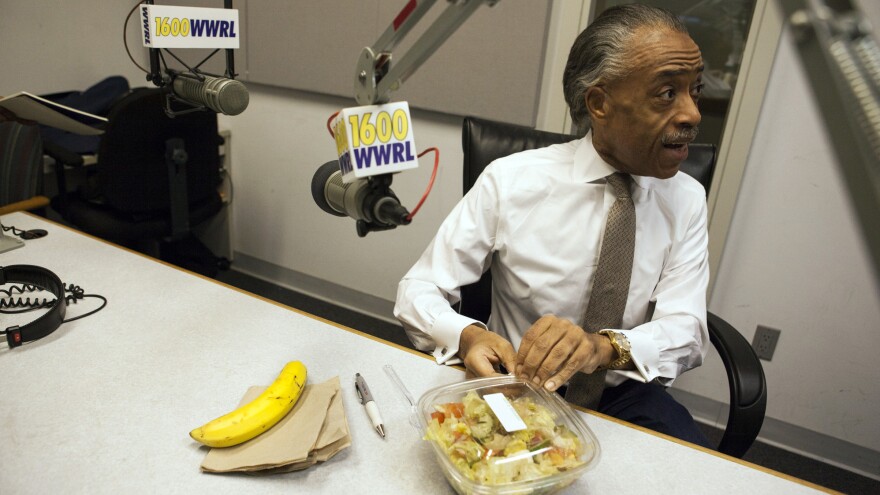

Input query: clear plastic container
[417,376,601,495]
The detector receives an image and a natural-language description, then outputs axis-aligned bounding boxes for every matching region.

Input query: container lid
[417,376,601,494]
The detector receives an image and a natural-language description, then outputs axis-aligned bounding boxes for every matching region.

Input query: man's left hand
[515,315,615,391]
[459,324,518,379]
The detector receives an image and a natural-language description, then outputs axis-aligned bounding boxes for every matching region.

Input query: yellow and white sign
[333,102,419,184]
[141,5,240,49]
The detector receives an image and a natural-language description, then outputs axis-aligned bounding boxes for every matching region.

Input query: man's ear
[585,86,609,123]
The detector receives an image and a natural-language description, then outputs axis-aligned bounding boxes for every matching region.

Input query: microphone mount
[355,174,412,237]
[143,0,240,117]
[316,1,490,234]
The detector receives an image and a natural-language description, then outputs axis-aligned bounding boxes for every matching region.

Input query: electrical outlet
[752,325,781,361]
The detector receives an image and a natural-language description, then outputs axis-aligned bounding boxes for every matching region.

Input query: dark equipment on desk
[458,116,767,459]
[1,264,108,349]
[1,265,66,348]
[311,161,411,237]
[1,223,48,241]
[20,229,48,240]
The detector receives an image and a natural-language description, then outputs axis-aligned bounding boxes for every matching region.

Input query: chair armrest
[42,140,84,168]
[708,311,767,457]
[41,140,84,216]
[0,196,50,216]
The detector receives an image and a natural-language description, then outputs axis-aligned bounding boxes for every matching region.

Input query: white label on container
[484,393,527,432]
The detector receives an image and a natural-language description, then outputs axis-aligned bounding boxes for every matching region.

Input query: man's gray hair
[563,4,689,134]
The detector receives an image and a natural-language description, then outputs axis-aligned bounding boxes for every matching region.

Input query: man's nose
[677,95,702,128]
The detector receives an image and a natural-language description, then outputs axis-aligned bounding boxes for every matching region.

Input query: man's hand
[459,325,517,379]
[516,315,615,391]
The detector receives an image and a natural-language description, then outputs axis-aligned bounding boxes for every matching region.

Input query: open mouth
[663,142,687,149]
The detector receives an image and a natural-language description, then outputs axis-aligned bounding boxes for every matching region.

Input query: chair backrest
[96,87,221,214]
[39,75,130,154]
[0,117,43,207]
[459,116,717,321]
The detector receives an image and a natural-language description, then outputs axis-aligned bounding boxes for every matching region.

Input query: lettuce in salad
[424,391,584,485]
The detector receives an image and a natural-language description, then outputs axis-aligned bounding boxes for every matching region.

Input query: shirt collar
[574,132,652,191]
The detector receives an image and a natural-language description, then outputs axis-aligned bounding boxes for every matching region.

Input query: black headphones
[1,265,67,348]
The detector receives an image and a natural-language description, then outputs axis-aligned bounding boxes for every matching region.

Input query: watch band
[598,330,631,370]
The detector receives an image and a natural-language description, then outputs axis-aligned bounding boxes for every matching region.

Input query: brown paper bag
[199,376,350,473]
[256,380,353,474]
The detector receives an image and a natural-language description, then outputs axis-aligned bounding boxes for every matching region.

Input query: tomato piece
[443,402,465,418]
[431,411,446,424]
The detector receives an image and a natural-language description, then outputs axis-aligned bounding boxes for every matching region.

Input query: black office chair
[38,75,131,155]
[0,115,49,216]
[49,87,227,276]
[459,116,767,458]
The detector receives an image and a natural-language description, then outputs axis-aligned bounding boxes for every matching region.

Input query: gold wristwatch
[598,330,632,370]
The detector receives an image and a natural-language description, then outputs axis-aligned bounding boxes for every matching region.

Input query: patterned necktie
[565,172,635,409]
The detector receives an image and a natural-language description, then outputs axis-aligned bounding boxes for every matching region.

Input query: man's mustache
[662,127,700,145]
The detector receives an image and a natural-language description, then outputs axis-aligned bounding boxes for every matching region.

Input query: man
[394,4,710,446]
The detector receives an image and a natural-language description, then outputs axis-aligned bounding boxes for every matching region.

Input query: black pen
[355,373,386,438]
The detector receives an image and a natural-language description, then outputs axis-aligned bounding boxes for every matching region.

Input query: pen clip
[355,373,371,404]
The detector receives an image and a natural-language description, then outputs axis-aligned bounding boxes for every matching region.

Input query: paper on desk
[199,376,351,474]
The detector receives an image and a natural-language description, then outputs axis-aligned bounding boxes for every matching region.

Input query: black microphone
[311,161,411,237]
[171,73,249,116]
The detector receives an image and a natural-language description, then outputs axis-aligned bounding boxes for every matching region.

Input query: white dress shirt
[393,133,710,386]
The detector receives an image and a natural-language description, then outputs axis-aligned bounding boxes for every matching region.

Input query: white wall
[0,1,147,97]
[3,0,878,475]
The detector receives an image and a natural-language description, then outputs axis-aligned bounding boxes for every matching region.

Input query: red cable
[327,111,340,139]
[407,147,440,221]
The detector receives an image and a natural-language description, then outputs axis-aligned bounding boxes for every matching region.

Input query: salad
[424,390,585,485]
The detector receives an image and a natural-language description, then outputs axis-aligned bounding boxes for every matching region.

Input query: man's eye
[692,83,704,97]
[659,89,675,101]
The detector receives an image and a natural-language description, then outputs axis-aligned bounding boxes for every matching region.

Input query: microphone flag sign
[333,101,419,184]
[141,4,240,49]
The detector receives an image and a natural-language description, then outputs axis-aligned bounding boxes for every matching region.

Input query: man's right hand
[458,325,517,379]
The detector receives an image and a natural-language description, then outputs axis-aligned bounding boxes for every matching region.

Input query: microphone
[170,73,249,116]
[311,161,411,237]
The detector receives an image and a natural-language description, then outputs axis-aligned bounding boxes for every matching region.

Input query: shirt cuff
[430,311,486,365]
[618,329,661,383]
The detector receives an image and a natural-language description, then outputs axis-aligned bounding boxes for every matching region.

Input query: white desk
[0,212,834,494]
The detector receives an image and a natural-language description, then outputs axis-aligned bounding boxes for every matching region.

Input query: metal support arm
[778,0,880,284]
[354,0,498,105]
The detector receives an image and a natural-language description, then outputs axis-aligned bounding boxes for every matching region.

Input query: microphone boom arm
[778,0,880,285]
[354,0,499,105]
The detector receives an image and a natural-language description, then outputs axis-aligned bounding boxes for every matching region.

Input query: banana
[190,361,308,448]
